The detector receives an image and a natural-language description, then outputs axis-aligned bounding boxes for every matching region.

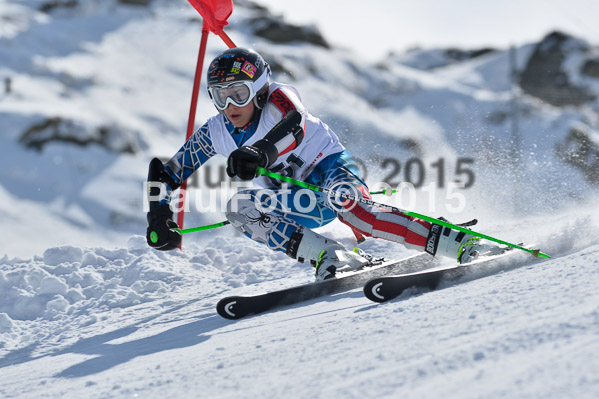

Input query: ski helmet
[207,47,271,113]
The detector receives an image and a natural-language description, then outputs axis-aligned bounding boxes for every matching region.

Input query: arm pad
[252,110,304,167]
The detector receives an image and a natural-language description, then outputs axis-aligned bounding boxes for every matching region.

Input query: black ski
[216,252,436,320]
[363,265,462,303]
[363,247,528,303]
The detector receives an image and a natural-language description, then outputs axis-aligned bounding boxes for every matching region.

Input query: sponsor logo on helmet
[231,61,242,74]
[242,61,257,78]
[210,70,225,82]
[208,61,219,71]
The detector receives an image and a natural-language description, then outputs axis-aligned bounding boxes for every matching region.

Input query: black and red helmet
[207,47,271,112]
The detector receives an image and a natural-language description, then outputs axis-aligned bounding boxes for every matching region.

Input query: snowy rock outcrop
[519,31,596,106]
[19,117,137,154]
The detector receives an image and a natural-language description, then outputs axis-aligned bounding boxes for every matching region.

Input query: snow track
[1,225,598,398]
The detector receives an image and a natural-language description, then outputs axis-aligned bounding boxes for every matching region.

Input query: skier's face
[224,102,255,128]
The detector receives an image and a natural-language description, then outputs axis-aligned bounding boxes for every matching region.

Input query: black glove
[226,145,269,180]
[146,204,182,251]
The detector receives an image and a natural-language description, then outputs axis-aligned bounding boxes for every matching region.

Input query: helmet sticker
[242,61,257,78]
[231,61,242,74]
[211,70,225,81]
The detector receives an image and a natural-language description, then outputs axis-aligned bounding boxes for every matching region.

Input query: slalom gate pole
[176,26,237,248]
[217,30,236,48]
[255,167,550,259]
[176,23,210,248]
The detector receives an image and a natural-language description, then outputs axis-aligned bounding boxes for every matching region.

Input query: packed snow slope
[1,207,598,398]
[1,0,599,398]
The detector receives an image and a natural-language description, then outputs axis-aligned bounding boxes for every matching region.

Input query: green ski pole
[174,220,231,235]
[149,221,230,245]
[369,189,397,196]
[256,167,549,259]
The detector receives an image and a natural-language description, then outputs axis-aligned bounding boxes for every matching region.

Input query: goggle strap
[252,65,269,93]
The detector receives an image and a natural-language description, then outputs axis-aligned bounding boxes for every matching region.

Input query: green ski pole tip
[150,231,158,244]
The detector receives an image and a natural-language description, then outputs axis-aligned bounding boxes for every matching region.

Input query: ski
[363,246,532,303]
[363,265,462,303]
[216,252,437,320]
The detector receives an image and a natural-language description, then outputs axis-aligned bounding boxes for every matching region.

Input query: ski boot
[290,228,371,281]
[434,228,506,264]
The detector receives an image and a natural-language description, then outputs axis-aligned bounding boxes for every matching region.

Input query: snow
[1,0,599,398]
[1,208,598,398]
[0,231,598,398]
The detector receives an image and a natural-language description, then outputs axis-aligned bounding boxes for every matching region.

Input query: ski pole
[369,188,397,196]
[173,220,231,235]
[255,167,550,259]
[150,221,230,244]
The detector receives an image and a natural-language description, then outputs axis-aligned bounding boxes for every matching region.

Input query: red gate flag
[187,0,233,33]
[177,0,235,248]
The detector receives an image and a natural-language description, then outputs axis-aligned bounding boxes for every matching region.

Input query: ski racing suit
[161,82,435,265]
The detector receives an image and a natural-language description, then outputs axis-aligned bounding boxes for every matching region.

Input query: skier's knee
[337,204,373,236]
[226,189,255,216]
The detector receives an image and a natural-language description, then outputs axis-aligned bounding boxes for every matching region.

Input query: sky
[255,0,599,61]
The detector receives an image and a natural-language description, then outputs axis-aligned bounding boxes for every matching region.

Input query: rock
[582,58,599,78]
[555,122,599,185]
[519,31,595,106]
[242,0,329,48]
[39,1,78,14]
[19,117,136,154]
[253,20,329,48]
[117,0,152,6]
[386,47,496,70]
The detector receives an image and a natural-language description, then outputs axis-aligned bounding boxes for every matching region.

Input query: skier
[146,47,488,280]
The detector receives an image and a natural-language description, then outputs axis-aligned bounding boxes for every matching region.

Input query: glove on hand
[146,203,182,251]
[226,145,268,180]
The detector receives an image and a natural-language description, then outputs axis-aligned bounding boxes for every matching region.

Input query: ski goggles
[208,81,255,110]
[208,66,270,110]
